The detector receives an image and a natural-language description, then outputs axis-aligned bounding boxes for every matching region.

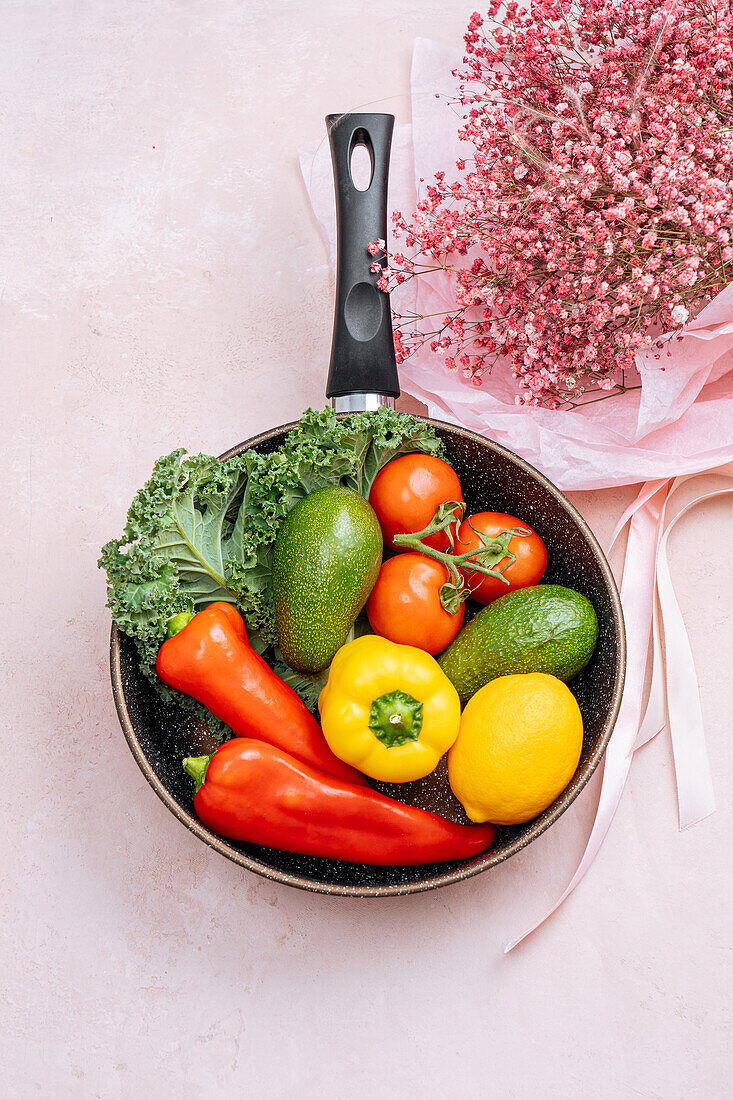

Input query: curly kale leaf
[283,406,445,497]
[100,407,445,714]
[341,410,444,496]
[99,450,249,733]
[268,652,329,714]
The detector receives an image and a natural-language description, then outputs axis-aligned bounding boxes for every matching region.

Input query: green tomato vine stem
[392,501,531,614]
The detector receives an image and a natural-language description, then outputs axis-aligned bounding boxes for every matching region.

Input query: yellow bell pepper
[318,635,461,783]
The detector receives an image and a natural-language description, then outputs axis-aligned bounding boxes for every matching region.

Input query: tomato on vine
[366,554,465,654]
[457,512,547,604]
[369,454,463,552]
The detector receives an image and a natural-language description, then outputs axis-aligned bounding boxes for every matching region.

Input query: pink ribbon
[639,476,731,826]
[505,469,730,951]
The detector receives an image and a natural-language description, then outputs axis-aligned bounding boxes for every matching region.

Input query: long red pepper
[157,602,365,785]
[184,738,496,866]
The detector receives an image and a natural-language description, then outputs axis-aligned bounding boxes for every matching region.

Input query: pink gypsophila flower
[384,0,733,407]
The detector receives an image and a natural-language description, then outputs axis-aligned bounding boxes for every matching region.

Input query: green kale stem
[392,501,531,614]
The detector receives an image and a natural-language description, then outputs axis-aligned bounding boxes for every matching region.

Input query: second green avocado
[272,486,383,674]
[438,584,599,705]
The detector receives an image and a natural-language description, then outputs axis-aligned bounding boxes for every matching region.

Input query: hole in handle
[349,129,374,192]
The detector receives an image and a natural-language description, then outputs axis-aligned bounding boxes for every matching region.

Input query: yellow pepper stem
[368,690,423,748]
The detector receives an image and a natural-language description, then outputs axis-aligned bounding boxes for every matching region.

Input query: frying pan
[110,113,625,896]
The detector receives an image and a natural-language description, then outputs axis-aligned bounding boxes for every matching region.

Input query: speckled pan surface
[110,417,626,897]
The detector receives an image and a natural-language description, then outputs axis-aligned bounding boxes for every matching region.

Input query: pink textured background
[3,2,730,1095]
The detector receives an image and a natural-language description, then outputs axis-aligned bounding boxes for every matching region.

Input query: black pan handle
[325,112,400,401]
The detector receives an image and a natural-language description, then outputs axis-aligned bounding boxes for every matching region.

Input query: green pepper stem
[183,754,213,794]
[166,611,195,639]
[369,690,423,748]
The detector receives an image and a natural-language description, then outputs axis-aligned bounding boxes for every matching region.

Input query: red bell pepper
[157,602,365,785]
[184,738,496,865]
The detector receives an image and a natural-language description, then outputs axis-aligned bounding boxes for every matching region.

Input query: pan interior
[113,423,624,894]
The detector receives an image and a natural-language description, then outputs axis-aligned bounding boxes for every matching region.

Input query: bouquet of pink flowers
[376,0,733,408]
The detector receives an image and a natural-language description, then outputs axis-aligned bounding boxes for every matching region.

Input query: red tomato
[366,554,465,654]
[369,454,463,552]
[457,511,547,604]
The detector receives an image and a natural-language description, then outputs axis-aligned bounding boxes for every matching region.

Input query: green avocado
[438,584,599,705]
[272,486,383,674]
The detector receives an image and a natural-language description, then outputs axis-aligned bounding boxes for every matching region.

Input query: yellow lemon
[447,673,583,825]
